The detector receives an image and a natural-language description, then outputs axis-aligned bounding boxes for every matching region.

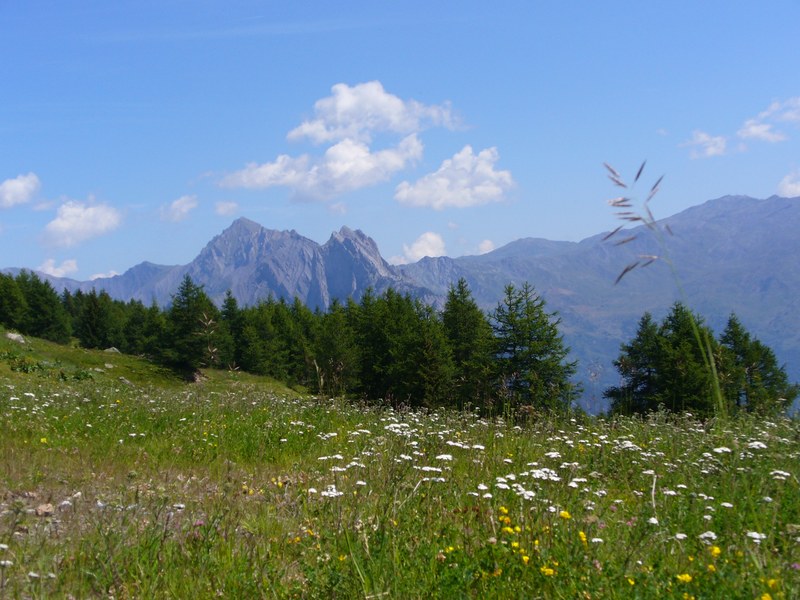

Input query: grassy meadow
[1,333,798,598]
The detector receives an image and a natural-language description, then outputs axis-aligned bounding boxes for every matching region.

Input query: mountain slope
[4,195,798,411]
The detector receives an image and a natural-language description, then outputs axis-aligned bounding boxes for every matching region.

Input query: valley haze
[5,194,799,413]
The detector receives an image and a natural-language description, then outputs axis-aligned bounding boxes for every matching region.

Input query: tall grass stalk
[603,162,727,421]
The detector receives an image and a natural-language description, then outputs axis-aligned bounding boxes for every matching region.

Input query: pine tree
[491,282,579,413]
[606,303,735,417]
[719,314,798,413]
[442,278,494,411]
[0,273,28,330]
[314,299,360,397]
[15,271,71,343]
[75,289,118,349]
[162,275,218,374]
[415,303,455,408]
[656,304,719,415]
[216,290,240,368]
[605,313,661,414]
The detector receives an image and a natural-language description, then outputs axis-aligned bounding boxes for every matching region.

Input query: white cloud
[737,97,800,144]
[0,172,41,208]
[221,81,458,200]
[222,134,423,199]
[681,130,727,158]
[757,97,800,123]
[44,200,121,247]
[778,170,800,197]
[214,201,238,216]
[90,270,120,280]
[478,239,495,254]
[395,146,514,209]
[287,81,455,145]
[38,258,78,278]
[390,231,446,264]
[737,119,786,142]
[161,195,198,222]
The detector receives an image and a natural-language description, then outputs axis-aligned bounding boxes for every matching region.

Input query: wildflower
[709,545,721,558]
[698,531,717,542]
[676,573,693,583]
[435,454,453,461]
[707,564,716,573]
[627,577,635,586]
[522,555,530,565]
[499,506,509,515]
[40,437,48,444]
[648,517,659,525]
[559,510,571,520]
[540,565,555,576]
[746,531,767,544]
[713,447,732,454]
[761,594,772,600]
[675,533,688,540]
[591,537,604,544]
[579,531,587,545]
[320,485,344,498]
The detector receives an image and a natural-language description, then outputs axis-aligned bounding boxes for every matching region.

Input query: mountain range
[6,194,799,412]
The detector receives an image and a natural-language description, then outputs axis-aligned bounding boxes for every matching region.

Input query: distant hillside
[6,194,799,412]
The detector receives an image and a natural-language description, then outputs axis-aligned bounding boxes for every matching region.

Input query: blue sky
[2,1,799,281]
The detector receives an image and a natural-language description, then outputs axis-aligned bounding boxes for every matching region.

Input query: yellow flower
[761,594,772,600]
[522,555,530,565]
[767,579,778,590]
[579,530,587,545]
[676,573,693,583]
[540,566,555,576]
[499,506,509,515]
[559,510,571,520]
[40,437,47,444]
[707,564,716,573]
[627,578,635,586]
[709,545,721,558]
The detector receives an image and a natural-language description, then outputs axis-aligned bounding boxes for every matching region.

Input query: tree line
[1,270,796,417]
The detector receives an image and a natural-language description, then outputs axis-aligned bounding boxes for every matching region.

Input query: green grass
[1,333,798,598]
